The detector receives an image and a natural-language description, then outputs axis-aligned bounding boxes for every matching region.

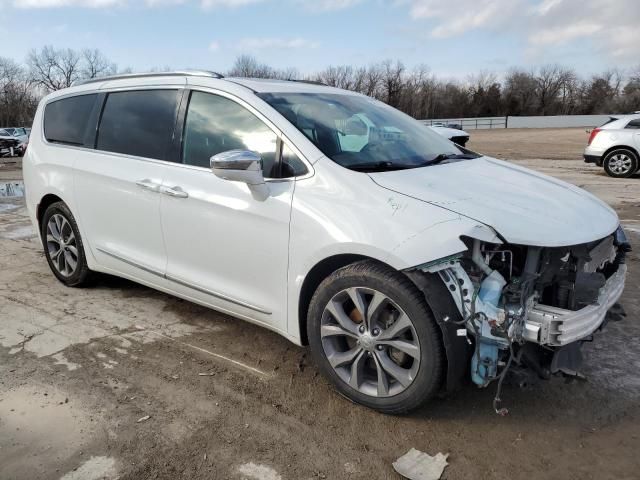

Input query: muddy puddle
[0,385,99,478]
[0,181,24,197]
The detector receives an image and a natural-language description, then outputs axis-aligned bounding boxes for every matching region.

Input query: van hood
[368,157,619,247]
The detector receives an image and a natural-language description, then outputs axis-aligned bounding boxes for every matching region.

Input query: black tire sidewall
[41,202,92,287]
[603,149,638,178]
[307,261,443,414]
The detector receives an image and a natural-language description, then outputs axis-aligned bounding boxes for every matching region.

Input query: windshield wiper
[347,153,479,172]
[347,161,416,172]
[421,152,480,167]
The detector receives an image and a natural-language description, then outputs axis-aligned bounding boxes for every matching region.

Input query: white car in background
[23,71,628,414]
[584,114,640,178]
[429,124,470,147]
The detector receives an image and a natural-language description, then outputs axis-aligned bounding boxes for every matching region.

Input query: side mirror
[210,150,265,185]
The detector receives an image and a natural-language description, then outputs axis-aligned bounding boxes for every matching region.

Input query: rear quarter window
[625,119,640,129]
[44,94,98,145]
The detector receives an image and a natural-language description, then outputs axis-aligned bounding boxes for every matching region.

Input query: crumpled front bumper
[523,264,627,346]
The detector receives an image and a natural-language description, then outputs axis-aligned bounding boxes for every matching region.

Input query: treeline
[0,46,118,127]
[2,48,640,128]
[229,56,640,119]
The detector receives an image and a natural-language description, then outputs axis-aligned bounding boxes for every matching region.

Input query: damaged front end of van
[407,226,630,412]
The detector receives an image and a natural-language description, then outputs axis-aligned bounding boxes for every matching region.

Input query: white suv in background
[24,71,629,414]
[584,114,640,178]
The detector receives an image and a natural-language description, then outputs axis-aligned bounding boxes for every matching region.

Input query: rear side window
[97,90,179,160]
[44,94,97,145]
[626,119,640,129]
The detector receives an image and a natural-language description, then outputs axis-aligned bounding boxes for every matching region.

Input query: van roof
[73,70,351,95]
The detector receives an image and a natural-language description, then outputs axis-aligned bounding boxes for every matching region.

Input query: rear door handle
[161,186,189,198]
[136,179,161,192]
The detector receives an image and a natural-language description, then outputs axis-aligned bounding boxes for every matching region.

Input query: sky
[1,0,639,79]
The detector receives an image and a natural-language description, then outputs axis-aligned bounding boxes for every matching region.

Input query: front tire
[41,201,94,287]
[603,149,638,178]
[307,260,444,414]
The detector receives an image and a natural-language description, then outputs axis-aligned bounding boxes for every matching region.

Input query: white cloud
[200,0,264,8]
[15,0,265,8]
[10,0,361,9]
[527,0,639,61]
[406,0,525,38]
[606,26,637,59]
[529,0,563,16]
[15,0,123,7]
[404,0,640,63]
[145,0,186,5]
[529,21,602,47]
[237,37,320,50]
[298,0,363,12]
[208,41,220,51]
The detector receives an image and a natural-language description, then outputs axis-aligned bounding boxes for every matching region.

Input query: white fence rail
[506,115,611,129]
[421,117,505,130]
[421,114,615,130]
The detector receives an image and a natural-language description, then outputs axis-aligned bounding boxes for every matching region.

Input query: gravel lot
[1,128,639,480]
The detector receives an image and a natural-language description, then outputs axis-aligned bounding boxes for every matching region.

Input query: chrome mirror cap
[210,150,265,185]
[210,150,262,171]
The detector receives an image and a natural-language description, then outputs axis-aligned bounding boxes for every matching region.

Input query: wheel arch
[404,269,471,394]
[603,145,639,163]
[296,254,466,395]
[300,255,464,404]
[297,253,380,346]
[36,193,65,232]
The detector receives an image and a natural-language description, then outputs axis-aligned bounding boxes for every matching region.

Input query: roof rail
[75,70,224,86]
[290,79,328,86]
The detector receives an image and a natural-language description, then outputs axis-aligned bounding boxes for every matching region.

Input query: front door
[160,90,294,330]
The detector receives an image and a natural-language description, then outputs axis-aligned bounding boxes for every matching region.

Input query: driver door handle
[160,185,189,199]
[136,179,161,192]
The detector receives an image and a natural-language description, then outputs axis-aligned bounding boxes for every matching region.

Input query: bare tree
[81,49,116,79]
[27,46,120,92]
[504,69,537,115]
[27,46,82,91]
[315,65,356,89]
[0,57,38,126]
[381,60,405,107]
[227,54,297,80]
[535,65,575,115]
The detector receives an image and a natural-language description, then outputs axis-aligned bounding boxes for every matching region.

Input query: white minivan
[24,71,629,413]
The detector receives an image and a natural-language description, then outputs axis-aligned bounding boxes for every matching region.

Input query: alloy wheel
[607,153,633,175]
[46,213,79,277]
[320,287,421,398]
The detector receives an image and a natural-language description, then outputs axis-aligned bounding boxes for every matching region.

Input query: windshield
[258,92,477,171]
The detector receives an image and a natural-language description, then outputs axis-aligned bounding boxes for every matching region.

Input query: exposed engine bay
[416,226,631,413]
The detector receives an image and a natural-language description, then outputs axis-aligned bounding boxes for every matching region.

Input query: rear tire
[307,260,443,414]
[603,148,638,178]
[41,201,94,287]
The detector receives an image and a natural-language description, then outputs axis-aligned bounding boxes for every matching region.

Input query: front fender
[388,217,501,269]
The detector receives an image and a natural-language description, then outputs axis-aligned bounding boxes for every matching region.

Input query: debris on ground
[392,448,449,480]
[198,372,215,376]
[136,415,151,423]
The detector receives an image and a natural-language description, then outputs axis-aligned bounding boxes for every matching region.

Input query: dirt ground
[1,128,639,480]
